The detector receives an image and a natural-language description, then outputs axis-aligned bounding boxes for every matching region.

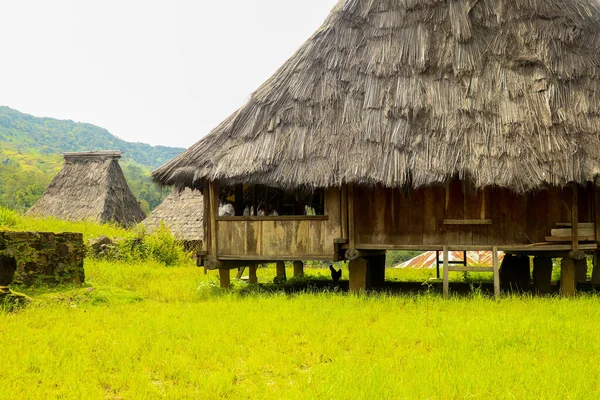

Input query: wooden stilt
[366,254,386,287]
[442,246,449,299]
[219,269,230,289]
[574,258,588,283]
[249,264,258,284]
[349,258,368,293]
[293,260,304,278]
[532,256,553,294]
[275,261,287,282]
[492,246,500,297]
[592,252,600,285]
[560,258,576,297]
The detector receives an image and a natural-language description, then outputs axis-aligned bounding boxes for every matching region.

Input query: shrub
[93,224,190,267]
[0,207,19,228]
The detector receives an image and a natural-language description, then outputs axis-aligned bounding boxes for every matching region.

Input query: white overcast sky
[0,0,339,148]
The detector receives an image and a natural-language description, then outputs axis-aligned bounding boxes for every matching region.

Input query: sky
[0,0,339,148]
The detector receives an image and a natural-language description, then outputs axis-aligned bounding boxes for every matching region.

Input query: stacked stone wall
[0,232,85,286]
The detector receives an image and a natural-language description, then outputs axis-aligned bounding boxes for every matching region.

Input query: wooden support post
[249,264,258,284]
[366,253,386,288]
[499,254,530,291]
[202,181,210,253]
[219,269,230,289]
[560,258,576,297]
[275,261,287,282]
[348,184,355,249]
[341,185,348,241]
[293,260,304,278]
[442,246,449,299]
[208,181,219,259]
[492,246,500,297]
[572,183,579,253]
[574,257,588,283]
[592,252,600,285]
[532,256,553,294]
[349,258,368,293]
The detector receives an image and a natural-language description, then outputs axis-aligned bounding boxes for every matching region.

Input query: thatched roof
[142,188,204,242]
[28,151,146,225]
[154,0,600,192]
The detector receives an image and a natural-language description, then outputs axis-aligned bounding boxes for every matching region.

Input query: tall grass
[3,258,600,399]
[3,210,600,398]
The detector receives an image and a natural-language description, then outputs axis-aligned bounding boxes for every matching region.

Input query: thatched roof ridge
[28,151,146,225]
[142,188,204,241]
[63,151,123,161]
[154,0,600,192]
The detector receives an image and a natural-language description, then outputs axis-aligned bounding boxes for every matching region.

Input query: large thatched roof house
[154,0,600,293]
[143,188,204,246]
[28,151,146,226]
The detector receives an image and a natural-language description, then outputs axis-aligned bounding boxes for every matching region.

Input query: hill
[0,106,183,168]
[0,107,184,213]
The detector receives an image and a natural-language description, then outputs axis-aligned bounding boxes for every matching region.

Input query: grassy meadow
[2,210,600,398]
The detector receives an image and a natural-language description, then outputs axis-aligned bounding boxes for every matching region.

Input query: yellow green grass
[2,212,600,398]
[1,259,600,399]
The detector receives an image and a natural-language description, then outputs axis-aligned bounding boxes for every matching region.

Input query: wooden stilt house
[154,0,600,294]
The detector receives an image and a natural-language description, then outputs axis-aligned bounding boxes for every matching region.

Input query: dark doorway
[0,255,17,286]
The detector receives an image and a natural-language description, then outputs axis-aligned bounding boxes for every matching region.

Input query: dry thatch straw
[142,188,204,242]
[28,151,146,225]
[153,0,600,192]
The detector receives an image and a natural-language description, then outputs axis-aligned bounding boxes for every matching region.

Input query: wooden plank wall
[353,182,594,247]
[216,188,341,259]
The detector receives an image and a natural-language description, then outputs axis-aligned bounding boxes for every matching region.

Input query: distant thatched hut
[28,151,146,226]
[154,0,600,294]
[143,188,204,251]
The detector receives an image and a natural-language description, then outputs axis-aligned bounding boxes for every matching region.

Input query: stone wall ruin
[0,232,85,286]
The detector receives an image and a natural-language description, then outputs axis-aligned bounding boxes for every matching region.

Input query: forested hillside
[0,107,183,213]
[0,107,182,168]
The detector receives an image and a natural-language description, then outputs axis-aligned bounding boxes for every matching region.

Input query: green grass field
[2,259,600,399]
[2,210,600,399]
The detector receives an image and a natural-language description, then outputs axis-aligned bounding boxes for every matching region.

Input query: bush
[92,224,190,267]
[0,207,19,228]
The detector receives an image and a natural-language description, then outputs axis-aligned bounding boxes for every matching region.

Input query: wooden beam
[348,258,367,293]
[215,215,329,221]
[596,185,600,242]
[208,181,219,258]
[533,256,553,294]
[447,266,494,272]
[492,246,500,297]
[560,258,576,297]
[351,243,597,252]
[341,184,348,241]
[202,181,210,253]
[217,255,334,262]
[249,264,258,284]
[592,252,600,285]
[344,248,386,261]
[348,184,355,249]
[442,246,449,299]
[443,219,492,225]
[545,235,595,242]
[275,261,287,281]
[293,260,304,278]
[572,183,579,253]
[219,269,230,289]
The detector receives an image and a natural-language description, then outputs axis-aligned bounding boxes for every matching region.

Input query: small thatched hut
[143,188,204,250]
[154,0,600,294]
[28,151,146,226]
